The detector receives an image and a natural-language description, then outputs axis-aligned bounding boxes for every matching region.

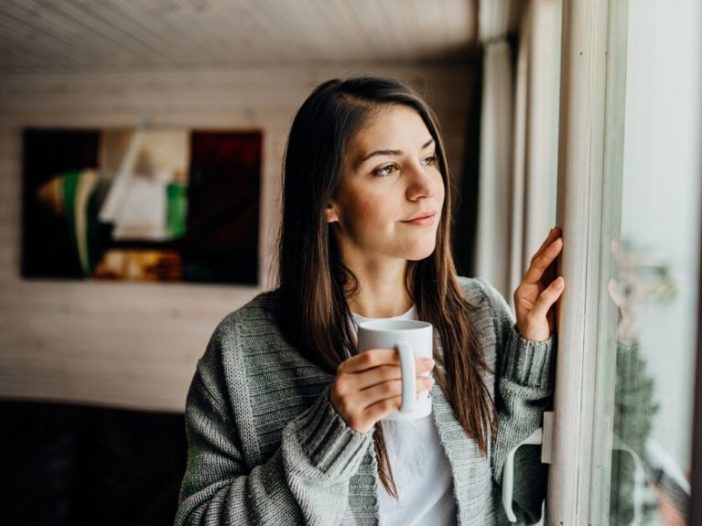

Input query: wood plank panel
[0,63,476,411]
[0,0,477,73]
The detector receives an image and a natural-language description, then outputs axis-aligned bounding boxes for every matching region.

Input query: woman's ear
[325,203,339,224]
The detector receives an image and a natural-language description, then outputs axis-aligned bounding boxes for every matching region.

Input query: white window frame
[546,0,630,523]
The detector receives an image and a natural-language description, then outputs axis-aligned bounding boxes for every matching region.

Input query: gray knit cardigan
[175,277,555,525]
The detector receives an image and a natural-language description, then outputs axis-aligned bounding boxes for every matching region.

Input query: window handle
[501,413,646,525]
[611,434,647,526]
[501,411,553,522]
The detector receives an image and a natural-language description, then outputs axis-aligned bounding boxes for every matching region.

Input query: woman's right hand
[330,349,435,433]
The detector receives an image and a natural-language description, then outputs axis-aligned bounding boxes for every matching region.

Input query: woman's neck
[344,257,413,318]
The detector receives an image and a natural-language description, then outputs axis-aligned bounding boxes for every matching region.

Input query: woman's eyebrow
[355,138,435,167]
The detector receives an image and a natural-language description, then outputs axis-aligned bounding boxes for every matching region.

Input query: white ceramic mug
[357,319,434,420]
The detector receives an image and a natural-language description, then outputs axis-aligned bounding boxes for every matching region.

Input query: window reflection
[606,0,701,520]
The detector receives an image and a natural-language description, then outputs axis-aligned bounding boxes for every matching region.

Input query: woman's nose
[406,163,436,201]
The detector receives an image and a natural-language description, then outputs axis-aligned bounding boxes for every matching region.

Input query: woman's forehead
[347,106,433,164]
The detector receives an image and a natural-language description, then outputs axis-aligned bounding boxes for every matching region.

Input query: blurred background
[0,0,699,525]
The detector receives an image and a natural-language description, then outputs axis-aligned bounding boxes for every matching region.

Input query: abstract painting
[22,128,261,285]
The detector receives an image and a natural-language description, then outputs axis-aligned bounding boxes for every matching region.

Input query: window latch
[501,411,553,522]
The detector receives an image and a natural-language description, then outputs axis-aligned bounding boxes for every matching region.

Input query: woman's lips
[402,211,437,226]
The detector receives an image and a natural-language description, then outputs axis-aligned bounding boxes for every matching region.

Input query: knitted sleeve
[474,277,556,525]
[174,319,373,525]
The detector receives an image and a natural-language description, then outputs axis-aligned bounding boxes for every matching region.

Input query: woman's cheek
[344,196,382,240]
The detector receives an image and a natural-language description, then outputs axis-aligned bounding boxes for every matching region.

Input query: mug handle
[395,342,415,413]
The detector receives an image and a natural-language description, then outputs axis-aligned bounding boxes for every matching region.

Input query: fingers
[523,233,563,285]
[351,363,430,391]
[339,348,401,374]
[360,376,435,419]
[343,355,434,390]
[360,376,434,404]
[339,348,434,375]
[534,226,561,258]
[528,276,565,320]
[332,351,436,432]
[332,373,434,432]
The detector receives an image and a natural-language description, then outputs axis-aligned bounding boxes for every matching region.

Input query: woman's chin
[405,243,437,261]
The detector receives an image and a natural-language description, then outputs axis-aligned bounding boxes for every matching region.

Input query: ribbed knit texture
[175,277,556,525]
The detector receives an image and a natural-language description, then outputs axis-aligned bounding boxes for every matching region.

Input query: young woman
[175,77,565,525]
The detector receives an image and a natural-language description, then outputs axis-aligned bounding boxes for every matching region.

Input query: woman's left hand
[514,227,565,342]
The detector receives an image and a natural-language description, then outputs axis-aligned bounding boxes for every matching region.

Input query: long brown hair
[277,77,496,498]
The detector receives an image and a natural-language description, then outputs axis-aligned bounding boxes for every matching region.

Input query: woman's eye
[422,154,437,166]
[372,164,397,177]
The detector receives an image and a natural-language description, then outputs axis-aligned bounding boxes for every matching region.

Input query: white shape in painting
[99,130,143,223]
[111,170,170,241]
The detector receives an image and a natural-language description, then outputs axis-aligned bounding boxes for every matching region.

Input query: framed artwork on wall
[21,128,261,285]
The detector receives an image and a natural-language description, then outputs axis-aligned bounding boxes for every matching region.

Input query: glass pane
[605,0,701,524]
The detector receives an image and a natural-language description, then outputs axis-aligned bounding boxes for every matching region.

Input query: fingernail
[423,357,435,365]
[554,277,564,289]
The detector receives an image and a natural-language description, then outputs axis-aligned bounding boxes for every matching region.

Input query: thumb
[529,277,564,321]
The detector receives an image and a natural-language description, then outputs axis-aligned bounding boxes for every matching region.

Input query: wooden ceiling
[0,0,478,73]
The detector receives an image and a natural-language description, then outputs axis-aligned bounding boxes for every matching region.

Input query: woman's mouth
[402,211,437,227]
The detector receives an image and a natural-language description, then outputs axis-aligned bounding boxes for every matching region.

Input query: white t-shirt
[351,306,457,526]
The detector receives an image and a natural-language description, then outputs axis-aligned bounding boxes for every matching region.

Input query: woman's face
[326,104,445,265]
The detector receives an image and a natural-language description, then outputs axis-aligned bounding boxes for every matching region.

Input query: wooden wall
[0,64,477,411]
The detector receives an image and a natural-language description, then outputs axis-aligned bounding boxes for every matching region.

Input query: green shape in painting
[166,182,188,239]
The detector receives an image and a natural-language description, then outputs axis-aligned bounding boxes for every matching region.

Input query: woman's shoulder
[456,276,517,335]
[211,289,282,336]
[454,275,493,309]
[198,289,302,382]
[203,291,288,365]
